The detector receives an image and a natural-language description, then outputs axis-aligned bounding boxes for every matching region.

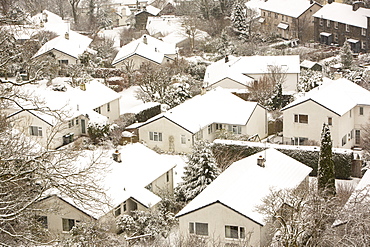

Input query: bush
[87,123,111,144]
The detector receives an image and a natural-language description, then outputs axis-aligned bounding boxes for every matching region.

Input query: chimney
[80,83,86,91]
[257,155,265,167]
[65,32,69,40]
[328,0,334,4]
[201,86,206,95]
[225,55,229,63]
[112,150,122,163]
[353,1,365,11]
[310,0,313,4]
[143,35,147,44]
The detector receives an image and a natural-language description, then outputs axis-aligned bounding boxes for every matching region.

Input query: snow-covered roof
[33,31,92,59]
[133,88,261,133]
[103,143,177,207]
[176,148,312,225]
[146,15,183,36]
[282,77,370,116]
[13,78,119,124]
[112,34,176,65]
[135,5,161,16]
[204,55,300,87]
[260,0,318,18]
[312,2,370,28]
[245,0,266,17]
[162,29,210,45]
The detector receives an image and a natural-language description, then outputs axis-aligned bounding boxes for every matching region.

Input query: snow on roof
[300,59,320,69]
[146,15,183,36]
[176,148,312,225]
[134,88,260,133]
[135,5,161,16]
[112,34,176,65]
[313,2,370,28]
[33,31,92,59]
[245,0,266,17]
[282,77,370,116]
[334,169,370,226]
[125,102,160,114]
[260,0,317,18]
[204,55,300,87]
[162,29,210,45]
[103,143,178,207]
[16,78,119,124]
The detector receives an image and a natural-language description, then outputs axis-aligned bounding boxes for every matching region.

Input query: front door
[81,119,86,134]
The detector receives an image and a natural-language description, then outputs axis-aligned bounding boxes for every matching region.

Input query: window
[360,107,364,115]
[225,225,246,239]
[326,19,330,27]
[263,11,265,17]
[342,135,347,146]
[355,129,361,145]
[362,41,367,50]
[328,117,332,126]
[107,102,110,112]
[181,134,186,144]
[345,24,349,32]
[294,114,308,124]
[334,33,339,43]
[62,218,76,232]
[334,21,338,29]
[292,137,308,146]
[189,222,209,236]
[208,124,213,134]
[149,131,162,141]
[58,60,68,65]
[114,205,121,217]
[215,123,223,130]
[76,118,79,125]
[166,171,170,182]
[123,201,127,212]
[29,126,42,136]
[69,119,74,128]
[228,125,242,134]
[319,18,323,26]
[362,28,366,36]
[275,13,278,19]
[94,107,101,114]
[37,216,48,229]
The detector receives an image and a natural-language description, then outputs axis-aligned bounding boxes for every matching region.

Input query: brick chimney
[225,55,229,63]
[353,1,365,11]
[65,32,69,40]
[143,35,147,44]
[328,0,334,4]
[257,155,265,167]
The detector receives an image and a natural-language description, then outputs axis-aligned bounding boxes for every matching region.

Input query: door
[81,119,86,134]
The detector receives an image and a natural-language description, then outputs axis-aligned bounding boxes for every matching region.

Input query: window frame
[294,114,308,124]
[334,21,338,29]
[362,28,366,36]
[326,19,330,27]
[181,134,186,144]
[328,117,333,126]
[360,106,364,115]
[225,225,246,239]
[355,129,361,145]
[345,24,350,32]
[29,126,42,136]
[107,102,110,112]
[149,131,162,141]
[62,218,77,232]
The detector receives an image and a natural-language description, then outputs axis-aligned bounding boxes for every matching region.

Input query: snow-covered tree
[176,140,220,202]
[297,69,322,92]
[318,123,336,196]
[230,0,247,35]
[340,41,353,69]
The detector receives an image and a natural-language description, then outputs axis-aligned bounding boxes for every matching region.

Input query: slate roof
[313,2,370,28]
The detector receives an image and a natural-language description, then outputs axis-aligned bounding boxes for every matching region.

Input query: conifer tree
[340,41,353,69]
[230,1,247,35]
[317,123,336,196]
[176,140,220,202]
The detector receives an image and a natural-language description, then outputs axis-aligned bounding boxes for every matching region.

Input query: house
[114,6,132,27]
[98,143,179,232]
[313,1,370,53]
[146,16,210,48]
[281,77,370,148]
[129,88,268,153]
[7,79,121,149]
[176,148,312,246]
[112,34,177,70]
[259,0,322,41]
[204,55,300,94]
[300,59,322,71]
[35,195,96,237]
[32,31,92,65]
[134,1,161,30]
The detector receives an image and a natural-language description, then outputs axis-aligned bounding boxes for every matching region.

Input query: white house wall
[178,202,264,247]
[246,105,268,139]
[150,168,174,195]
[114,54,173,70]
[95,98,121,122]
[47,50,78,65]
[138,117,194,153]
[209,78,248,90]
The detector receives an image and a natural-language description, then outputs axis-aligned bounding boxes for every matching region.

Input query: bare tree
[69,0,81,25]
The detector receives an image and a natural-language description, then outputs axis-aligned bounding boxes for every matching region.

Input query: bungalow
[204,55,300,94]
[313,1,370,53]
[112,34,177,70]
[32,31,92,65]
[7,79,121,149]
[35,195,96,237]
[176,148,312,246]
[281,77,370,148]
[259,0,322,41]
[130,88,268,153]
[98,143,179,232]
